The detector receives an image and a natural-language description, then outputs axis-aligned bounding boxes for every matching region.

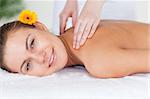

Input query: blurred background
[0,0,149,35]
[0,0,54,30]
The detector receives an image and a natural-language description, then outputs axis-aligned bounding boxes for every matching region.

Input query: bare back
[60,20,150,78]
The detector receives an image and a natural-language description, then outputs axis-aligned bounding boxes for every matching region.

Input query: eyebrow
[20,34,30,73]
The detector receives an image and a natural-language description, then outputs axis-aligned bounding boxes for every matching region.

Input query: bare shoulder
[61,21,121,63]
[61,20,149,78]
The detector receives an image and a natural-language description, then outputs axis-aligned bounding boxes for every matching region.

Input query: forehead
[3,28,31,72]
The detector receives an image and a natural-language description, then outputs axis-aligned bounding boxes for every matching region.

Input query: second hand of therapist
[59,0,105,49]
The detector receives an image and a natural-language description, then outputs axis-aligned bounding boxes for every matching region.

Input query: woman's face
[3,27,68,76]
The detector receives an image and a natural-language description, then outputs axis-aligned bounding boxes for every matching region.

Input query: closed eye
[30,38,35,49]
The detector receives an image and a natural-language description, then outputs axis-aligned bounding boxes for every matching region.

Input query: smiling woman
[0,20,150,78]
[0,21,69,76]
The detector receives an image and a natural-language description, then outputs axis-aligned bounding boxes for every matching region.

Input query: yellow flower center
[18,10,37,25]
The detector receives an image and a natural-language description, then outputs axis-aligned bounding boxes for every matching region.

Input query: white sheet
[0,66,149,99]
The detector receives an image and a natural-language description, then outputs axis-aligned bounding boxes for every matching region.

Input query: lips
[48,48,54,67]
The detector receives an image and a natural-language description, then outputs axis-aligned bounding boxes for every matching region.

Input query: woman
[0,19,149,78]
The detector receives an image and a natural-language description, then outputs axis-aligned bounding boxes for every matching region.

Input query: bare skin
[4,20,150,78]
[60,20,150,78]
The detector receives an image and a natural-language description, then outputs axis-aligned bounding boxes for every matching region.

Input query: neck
[58,36,83,67]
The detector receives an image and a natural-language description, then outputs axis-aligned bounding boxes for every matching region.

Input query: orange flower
[19,10,37,25]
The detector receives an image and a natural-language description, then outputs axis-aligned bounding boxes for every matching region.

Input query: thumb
[59,16,68,35]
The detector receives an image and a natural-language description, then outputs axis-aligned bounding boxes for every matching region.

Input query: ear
[33,21,48,31]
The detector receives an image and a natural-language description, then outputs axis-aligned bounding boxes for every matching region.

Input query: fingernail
[73,41,74,48]
[73,40,75,48]
[76,43,80,49]
[80,40,84,46]
[88,33,93,38]
[89,36,92,39]
[73,42,75,48]
[88,35,91,38]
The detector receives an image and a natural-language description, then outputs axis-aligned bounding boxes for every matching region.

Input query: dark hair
[0,21,35,72]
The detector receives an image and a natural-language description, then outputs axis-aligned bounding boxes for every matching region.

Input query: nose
[30,50,46,64]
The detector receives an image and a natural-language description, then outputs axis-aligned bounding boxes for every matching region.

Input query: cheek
[29,64,47,76]
[36,33,52,47]
[37,39,51,49]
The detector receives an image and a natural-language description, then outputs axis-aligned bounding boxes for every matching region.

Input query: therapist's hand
[59,0,78,34]
[73,0,105,49]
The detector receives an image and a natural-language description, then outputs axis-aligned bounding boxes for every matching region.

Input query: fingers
[59,14,68,35]
[73,18,100,49]
[73,20,81,49]
[72,11,77,27]
[75,21,87,49]
[79,20,93,46]
[88,19,100,38]
[59,11,78,35]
